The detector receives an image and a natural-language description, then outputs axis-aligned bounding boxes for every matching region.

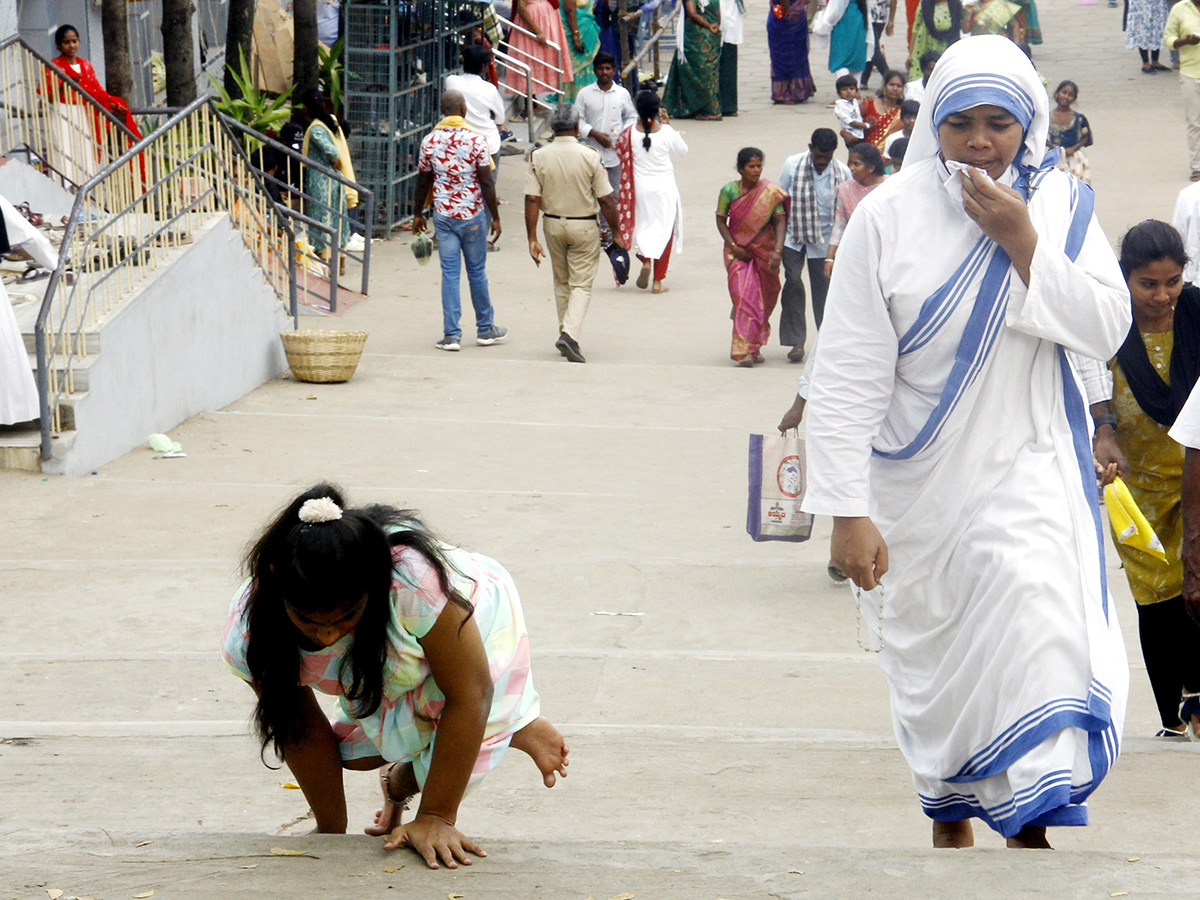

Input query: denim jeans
[433,210,494,339]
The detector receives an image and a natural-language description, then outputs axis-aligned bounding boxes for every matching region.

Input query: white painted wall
[45,213,291,476]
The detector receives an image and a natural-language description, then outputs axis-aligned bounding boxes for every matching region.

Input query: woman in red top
[50,24,142,140]
[859,69,905,151]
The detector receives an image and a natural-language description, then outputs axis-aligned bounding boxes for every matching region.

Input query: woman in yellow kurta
[1092,220,1200,739]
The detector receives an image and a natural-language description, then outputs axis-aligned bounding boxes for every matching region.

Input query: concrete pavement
[4,2,1200,897]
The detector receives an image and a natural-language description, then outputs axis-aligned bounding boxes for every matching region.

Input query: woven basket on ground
[279,330,368,383]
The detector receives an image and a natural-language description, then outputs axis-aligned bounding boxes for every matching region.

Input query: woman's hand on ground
[384,813,486,869]
[830,516,889,591]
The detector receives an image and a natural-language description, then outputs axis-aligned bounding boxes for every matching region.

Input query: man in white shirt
[719,0,745,116]
[445,44,507,167]
[573,52,637,198]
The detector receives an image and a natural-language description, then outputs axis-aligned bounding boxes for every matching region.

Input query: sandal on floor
[16,266,49,283]
[1178,691,1200,740]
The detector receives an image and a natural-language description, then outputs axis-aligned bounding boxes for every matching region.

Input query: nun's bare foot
[1006,825,1052,849]
[510,716,569,787]
[365,761,417,837]
[932,819,974,848]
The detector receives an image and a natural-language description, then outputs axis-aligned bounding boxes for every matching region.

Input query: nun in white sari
[803,37,1130,847]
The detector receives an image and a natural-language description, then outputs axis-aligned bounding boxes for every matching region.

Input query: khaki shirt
[523,135,613,217]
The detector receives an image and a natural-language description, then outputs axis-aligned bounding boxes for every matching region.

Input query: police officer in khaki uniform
[524,104,625,363]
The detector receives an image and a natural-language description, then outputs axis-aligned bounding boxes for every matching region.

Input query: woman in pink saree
[715,147,789,366]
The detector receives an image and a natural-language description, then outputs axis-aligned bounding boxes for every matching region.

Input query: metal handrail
[34,97,298,460]
[218,117,374,307]
[622,1,681,79]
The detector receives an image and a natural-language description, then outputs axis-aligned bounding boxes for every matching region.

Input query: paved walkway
[4,4,1200,898]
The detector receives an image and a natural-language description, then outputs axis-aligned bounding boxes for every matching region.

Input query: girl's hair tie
[298,497,343,523]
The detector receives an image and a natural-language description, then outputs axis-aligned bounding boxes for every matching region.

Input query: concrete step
[20,329,101,356]
[0,422,76,472]
[23,351,96,394]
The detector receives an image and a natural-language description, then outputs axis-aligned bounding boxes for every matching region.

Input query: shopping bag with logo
[746,432,813,542]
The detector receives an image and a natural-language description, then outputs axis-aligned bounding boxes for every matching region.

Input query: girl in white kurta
[616,91,687,293]
[802,36,1130,849]
[1,196,57,425]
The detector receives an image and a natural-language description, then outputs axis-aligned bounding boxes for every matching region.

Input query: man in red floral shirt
[414,90,507,351]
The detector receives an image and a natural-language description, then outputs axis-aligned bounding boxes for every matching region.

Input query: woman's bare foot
[652,280,668,293]
[932,819,974,848]
[636,261,651,290]
[364,761,418,837]
[510,716,569,787]
[1006,825,1052,849]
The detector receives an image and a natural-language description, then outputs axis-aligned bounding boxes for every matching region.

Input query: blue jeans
[433,211,494,339]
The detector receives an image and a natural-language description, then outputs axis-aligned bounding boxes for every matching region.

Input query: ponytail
[634,89,661,153]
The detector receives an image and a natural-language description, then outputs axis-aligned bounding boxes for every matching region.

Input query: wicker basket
[280,330,368,383]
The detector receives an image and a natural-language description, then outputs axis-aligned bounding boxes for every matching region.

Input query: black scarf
[921,0,962,45]
[1115,284,1200,427]
[0,208,9,255]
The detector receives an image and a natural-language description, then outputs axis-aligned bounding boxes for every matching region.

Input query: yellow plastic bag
[1104,477,1167,561]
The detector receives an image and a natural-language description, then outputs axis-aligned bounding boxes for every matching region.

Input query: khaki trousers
[1183,74,1200,177]
[543,217,600,340]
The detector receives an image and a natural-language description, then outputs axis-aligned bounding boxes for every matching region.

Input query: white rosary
[854,583,885,653]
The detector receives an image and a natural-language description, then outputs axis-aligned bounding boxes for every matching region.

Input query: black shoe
[555,332,586,363]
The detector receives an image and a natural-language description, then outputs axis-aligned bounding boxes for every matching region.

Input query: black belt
[544,213,597,220]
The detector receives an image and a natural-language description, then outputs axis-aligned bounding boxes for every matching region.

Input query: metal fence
[35,98,298,460]
[0,36,139,191]
[343,0,487,232]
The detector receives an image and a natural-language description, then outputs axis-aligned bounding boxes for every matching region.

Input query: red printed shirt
[418,126,490,220]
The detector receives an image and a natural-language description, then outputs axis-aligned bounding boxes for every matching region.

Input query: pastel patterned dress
[223,540,541,792]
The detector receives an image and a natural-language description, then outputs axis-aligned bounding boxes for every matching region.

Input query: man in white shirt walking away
[446,43,507,169]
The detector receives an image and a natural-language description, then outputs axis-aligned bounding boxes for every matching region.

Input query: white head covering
[904,36,1050,173]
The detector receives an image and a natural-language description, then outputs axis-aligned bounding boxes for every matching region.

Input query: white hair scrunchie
[298,496,343,523]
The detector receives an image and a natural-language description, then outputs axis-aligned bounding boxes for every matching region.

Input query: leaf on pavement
[239,865,258,869]
[448,894,465,899]
[134,891,155,898]
[89,851,117,857]
[608,894,636,900]
[270,847,309,856]
[134,841,154,848]
[278,781,301,789]
[46,891,63,900]
[383,865,405,873]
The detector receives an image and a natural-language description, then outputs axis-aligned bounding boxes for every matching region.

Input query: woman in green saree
[663,0,722,120]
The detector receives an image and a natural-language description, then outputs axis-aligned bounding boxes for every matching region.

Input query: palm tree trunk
[162,0,198,106]
[225,0,258,98]
[293,0,320,96]
[101,0,132,101]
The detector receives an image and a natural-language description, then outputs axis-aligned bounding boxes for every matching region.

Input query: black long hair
[921,0,962,44]
[243,483,473,762]
[1119,220,1188,281]
[635,90,660,152]
[301,88,340,136]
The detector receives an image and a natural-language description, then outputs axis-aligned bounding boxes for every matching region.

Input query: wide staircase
[0,37,367,475]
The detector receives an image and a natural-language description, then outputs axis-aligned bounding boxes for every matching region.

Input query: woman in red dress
[50,25,143,139]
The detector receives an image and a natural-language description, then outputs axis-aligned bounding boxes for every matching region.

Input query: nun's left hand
[959,168,1038,284]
